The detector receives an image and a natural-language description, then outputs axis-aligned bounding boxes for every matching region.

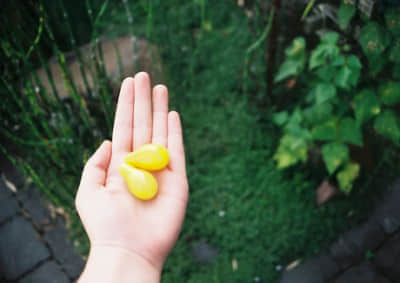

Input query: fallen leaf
[317,180,338,205]
[286,78,297,89]
[2,174,17,193]
[232,258,238,271]
[286,259,301,271]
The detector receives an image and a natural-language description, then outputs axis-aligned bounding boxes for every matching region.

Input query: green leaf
[389,39,400,63]
[322,32,340,45]
[335,66,353,89]
[275,37,306,82]
[285,37,306,58]
[274,134,309,169]
[337,117,363,146]
[338,1,356,30]
[321,142,349,174]
[273,111,288,126]
[315,66,336,82]
[367,54,388,76]
[275,60,301,82]
[360,22,391,56]
[285,134,308,153]
[315,83,336,105]
[311,118,337,141]
[374,110,400,144]
[309,33,340,70]
[305,87,316,103]
[337,162,360,194]
[309,46,326,70]
[379,81,400,105]
[286,123,312,141]
[303,102,333,126]
[284,109,312,141]
[274,149,299,169]
[385,8,400,36]
[287,108,303,125]
[347,55,362,69]
[332,55,345,66]
[353,89,381,126]
[335,55,361,89]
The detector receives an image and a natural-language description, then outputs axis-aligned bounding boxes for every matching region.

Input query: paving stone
[373,233,400,280]
[374,181,400,234]
[281,180,400,283]
[19,261,69,283]
[0,216,50,280]
[281,253,339,283]
[332,262,390,283]
[330,219,386,269]
[380,217,400,234]
[43,220,84,279]
[0,188,19,223]
[329,237,360,270]
[315,252,340,280]
[18,185,51,228]
[0,197,19,224]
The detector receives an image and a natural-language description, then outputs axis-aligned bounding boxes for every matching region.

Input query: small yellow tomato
[119,163,158,200]
[125,144,169,171]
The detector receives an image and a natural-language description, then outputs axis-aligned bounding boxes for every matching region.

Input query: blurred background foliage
[1,0,400,282]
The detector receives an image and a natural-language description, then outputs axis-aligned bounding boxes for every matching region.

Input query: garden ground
[1,1,400,282]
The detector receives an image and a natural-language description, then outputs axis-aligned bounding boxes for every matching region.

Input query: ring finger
[152,85,168,147]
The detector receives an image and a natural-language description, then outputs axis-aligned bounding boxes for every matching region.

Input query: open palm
[76,72,188,271]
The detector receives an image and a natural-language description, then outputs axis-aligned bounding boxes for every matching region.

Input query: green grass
[1,1,399,282]
[107,2,398,282]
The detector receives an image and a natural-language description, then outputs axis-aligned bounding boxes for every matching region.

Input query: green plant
[0,0,132,251]
[273,5,400,193]
[2,1,399,282]
[337,1,356,30]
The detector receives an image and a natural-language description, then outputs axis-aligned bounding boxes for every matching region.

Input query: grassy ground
[2,1,399,282]
[98,2,399,282]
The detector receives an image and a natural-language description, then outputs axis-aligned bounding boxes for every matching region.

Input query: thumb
[79,140,112,189]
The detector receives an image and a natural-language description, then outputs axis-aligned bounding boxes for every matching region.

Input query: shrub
[273,4,400,193]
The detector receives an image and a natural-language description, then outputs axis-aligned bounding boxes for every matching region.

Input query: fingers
[167,111,186,176]
[152,85,169,146]
[79,141,112,189]
[111,77,134,153]
[134,72,153,149]
[106,78,135,189]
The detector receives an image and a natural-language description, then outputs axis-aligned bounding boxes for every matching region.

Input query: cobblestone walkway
[281,180,400,283]
[0,157,84,282]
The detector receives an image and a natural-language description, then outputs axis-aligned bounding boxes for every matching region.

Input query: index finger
[111,77,135,153]
[106,78,134,188]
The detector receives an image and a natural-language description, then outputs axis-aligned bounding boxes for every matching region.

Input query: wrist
[78,244,161,283]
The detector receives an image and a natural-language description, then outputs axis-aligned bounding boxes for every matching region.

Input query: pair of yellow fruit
[119,144,169,200]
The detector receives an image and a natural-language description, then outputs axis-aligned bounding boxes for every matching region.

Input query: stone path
[0,156,84,282]
[281,180,400,283]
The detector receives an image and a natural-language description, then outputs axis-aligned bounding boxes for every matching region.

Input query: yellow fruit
[119,163,158,200]
[125,144,169,171]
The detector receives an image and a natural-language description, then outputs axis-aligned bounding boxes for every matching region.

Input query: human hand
[76,72,189,283]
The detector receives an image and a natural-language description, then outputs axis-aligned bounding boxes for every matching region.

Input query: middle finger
[133,72,153,149]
